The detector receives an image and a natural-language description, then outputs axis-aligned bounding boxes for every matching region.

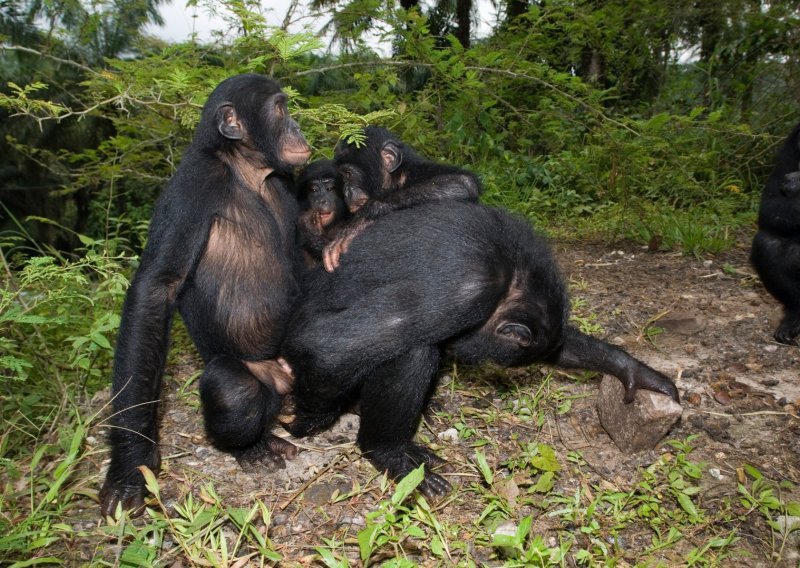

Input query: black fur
[283,202,678,497]
[334,126,482,216]
[751,122,800,345]
[99,74,311,516]
[295,159,349,264]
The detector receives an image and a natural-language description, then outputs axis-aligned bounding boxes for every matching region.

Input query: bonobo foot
[774,315,800,345]
[367,443,452,498]
[232,434,297,472]
[99,481,147,518]
[284,406,342,438]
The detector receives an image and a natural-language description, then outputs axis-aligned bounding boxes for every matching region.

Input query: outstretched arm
[547,325,679,403]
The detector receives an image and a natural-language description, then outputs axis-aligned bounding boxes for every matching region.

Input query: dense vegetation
[1,0,799,565]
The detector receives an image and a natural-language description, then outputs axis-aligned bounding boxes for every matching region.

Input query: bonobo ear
[381,141,403,173]
[216,103,243,140]
[496,323,532,347]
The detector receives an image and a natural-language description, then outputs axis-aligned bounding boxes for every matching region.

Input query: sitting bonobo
[99,74,311,517]
[283,201,679,498]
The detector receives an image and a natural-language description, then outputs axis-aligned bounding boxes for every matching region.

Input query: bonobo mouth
[283,146,312,165]
[318,211,334,226]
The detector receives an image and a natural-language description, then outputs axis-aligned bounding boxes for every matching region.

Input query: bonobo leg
[751,233,800,345]
[357,345,451,498]
[550,326,679,403]
[199,355,296,470]
[775,309,800,346]
[285,360,364,439]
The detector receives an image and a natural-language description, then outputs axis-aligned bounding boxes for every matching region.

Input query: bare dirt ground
[81,238,800,566]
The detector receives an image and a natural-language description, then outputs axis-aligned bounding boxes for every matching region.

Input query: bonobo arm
[323,173,481,271]
[548,325,679,403]
[99,203,210,517]
[361,174,481,220]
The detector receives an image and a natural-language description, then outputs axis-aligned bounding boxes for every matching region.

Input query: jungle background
[1,0,800,566]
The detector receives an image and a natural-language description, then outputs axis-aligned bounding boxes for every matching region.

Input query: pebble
[764,345,778,353]
[708,468,724,480]
[438,428,459,443]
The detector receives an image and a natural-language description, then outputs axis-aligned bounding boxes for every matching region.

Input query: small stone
[659,311,705,336]
[708,468,724,480]
[686,392,702,406]
[714,391,732,405]
[761,378,780,387]
[438,428,459,443]
[764,345,778,353]
[597,376,682,453]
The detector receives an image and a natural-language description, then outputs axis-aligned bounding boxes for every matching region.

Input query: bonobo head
[296,159,346,227]
[334,126,414,205]
[783,171,800,197]
[197,73,311,174]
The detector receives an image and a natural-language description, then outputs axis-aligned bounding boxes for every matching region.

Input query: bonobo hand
[99,478,147,518]
[620,366,680,404]
[298,210,326,235]
[322,219,372,272]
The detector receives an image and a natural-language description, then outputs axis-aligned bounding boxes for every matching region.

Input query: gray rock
[659,311,705,335]
[597,376,682,453]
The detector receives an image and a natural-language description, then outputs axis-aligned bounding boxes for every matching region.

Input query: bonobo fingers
[625,367,680,404]
[233,434,297,472]
[322,220,372,272]
[419,471,452,498]
[99,482,147,518]
[366,443,453,498]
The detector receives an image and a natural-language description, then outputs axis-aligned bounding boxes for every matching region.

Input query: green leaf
[392,465,425,505]
[676,492,698,519]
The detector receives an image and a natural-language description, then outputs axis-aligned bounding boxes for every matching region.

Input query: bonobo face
[208,74,311,173]
[338,164,370,213]
[308,176,340,227]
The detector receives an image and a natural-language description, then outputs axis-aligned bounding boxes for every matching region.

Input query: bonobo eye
[496,323,532,347]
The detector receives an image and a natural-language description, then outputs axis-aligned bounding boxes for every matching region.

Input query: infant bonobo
[324,127,481,271]
[751,121,800,345]
[282,201,679,497]
[295,159,349,266]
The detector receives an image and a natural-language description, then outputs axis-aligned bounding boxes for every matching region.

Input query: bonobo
[751,122,800,345]
[295,159,349,266]
[283,201,679,497]
[99,74,311,517]
[324,126,482,270]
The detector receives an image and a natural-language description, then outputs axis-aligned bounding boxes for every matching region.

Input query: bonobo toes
[99,482,147,518]
[233,434,297,472]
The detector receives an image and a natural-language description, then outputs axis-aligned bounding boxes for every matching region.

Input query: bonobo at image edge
[283,201,679,498]
[751,121,800,345]
[99,74,311,517]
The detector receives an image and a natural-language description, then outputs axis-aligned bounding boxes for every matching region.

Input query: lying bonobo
[282,201,679,497]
